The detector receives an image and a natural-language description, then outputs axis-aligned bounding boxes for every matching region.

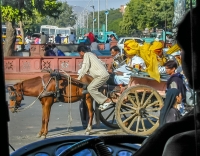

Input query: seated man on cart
[107,40,146,92]
[149,41,167,74]
[107,45,126,74]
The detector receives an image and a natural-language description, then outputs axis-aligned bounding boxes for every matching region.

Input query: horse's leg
[85,95,94,135]
[36,103,45,138]
[36,98,53,139]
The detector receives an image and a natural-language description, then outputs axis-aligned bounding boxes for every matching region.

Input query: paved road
[6,90,125,154]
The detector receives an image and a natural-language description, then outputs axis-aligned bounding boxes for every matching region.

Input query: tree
[1,0,62,56]
[40,2,75,27]
[119,0,174,36]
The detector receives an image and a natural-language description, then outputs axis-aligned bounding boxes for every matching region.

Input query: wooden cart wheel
[115,85,164,136]
[98,102,119,129]
[97,85,119,129]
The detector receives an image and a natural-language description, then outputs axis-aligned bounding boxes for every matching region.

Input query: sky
[65,0,130,11]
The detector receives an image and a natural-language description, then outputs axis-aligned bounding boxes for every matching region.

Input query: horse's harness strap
[39,91,55,99]
[50,70,61,101]
[41,78,46,90]
[39,77,56,99]
[8,83,24,101]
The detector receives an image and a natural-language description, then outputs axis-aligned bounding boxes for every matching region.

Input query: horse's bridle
[8,83,24,109]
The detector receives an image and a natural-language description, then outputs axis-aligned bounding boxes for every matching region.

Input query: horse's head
[7,83,24,113]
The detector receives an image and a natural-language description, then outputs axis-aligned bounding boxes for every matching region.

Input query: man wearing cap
[112,40,146,86]
[149,41,166,73]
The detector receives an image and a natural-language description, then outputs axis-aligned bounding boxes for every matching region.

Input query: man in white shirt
[114,55,146,85]
[109,41,146,86]
[77,45,112,110]
[25,36,32,51]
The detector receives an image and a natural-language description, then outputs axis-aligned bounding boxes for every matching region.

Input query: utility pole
[85,10,88,31]
[90,5,95,34]
[164,3,167,48]
[98,0,100,37]
[105,0,108,32]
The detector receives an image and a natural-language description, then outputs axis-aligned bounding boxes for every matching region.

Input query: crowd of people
[75,38,192,127]
[25,30,191,127]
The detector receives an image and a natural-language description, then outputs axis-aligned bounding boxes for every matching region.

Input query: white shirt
[115,55,146,73]
[78,52,109,80]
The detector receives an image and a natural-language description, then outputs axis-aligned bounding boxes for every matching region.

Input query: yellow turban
[124,40,140,57]
[141,42,151,52]
[149,41,163,52]
[140,43,151,66]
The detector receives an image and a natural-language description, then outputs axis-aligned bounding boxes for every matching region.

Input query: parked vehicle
[142,30,173,44]
[117,37,144,49]
[40,25,58,42]
[55,27,76,43]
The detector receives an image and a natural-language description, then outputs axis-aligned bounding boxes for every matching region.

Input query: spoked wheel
[115,85,164,136]
[97,85,119,129]
[98,102,119,129]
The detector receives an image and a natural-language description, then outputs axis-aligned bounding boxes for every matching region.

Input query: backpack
[57,49,65,56]
[47,50,56,56]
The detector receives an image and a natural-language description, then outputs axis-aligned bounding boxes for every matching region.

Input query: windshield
[1,0,199,156]
[41,28,49,35]
[56,29,70,36]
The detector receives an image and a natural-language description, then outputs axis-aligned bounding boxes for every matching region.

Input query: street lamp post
[70,16,78,37]
[90,5,95,34]
[98,0,100,37]
[105,0,108,32]
[86,10,89,31]
[105,10,109,32]
[164,3,167,48]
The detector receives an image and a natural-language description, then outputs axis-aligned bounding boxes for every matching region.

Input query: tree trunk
[19,21,25,50]
[4,22,16,56]
[19,21,25,43]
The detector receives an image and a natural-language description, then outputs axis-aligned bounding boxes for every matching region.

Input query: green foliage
[186,0,196,10]
[120,0,174,35]
[85,8,123,35]
[1,0,63,56]
[1,6,20,23]
[1,0,62,25]
[39,2,74,27]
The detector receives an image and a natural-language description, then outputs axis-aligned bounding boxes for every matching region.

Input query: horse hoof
[85,131,90,135]
[36,133,41,138]
[41,135,46,139]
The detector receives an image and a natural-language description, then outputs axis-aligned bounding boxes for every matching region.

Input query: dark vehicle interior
[1,0,200,156]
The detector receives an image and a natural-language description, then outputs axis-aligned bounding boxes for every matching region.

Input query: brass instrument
[165,54,179,66]
[112,54,127,69]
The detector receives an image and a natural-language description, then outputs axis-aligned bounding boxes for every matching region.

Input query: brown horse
[7,71,94,139]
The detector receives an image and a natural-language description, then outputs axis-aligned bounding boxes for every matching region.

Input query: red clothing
[34,38,39,44]
[88,32,95,43]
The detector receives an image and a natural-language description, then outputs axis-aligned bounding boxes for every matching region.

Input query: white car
[117,37,144,49]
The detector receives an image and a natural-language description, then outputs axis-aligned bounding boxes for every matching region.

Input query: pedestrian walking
[159,88,182,127]
[164,60,186,115]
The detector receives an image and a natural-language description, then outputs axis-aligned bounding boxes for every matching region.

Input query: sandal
[99,101,113,111]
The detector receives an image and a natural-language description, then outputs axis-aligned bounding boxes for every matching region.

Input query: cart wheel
[115,85,164,136]
[97,102,119,129]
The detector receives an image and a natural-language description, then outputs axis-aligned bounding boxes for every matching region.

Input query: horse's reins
[60,69,73,131]
[15,77,53,112]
